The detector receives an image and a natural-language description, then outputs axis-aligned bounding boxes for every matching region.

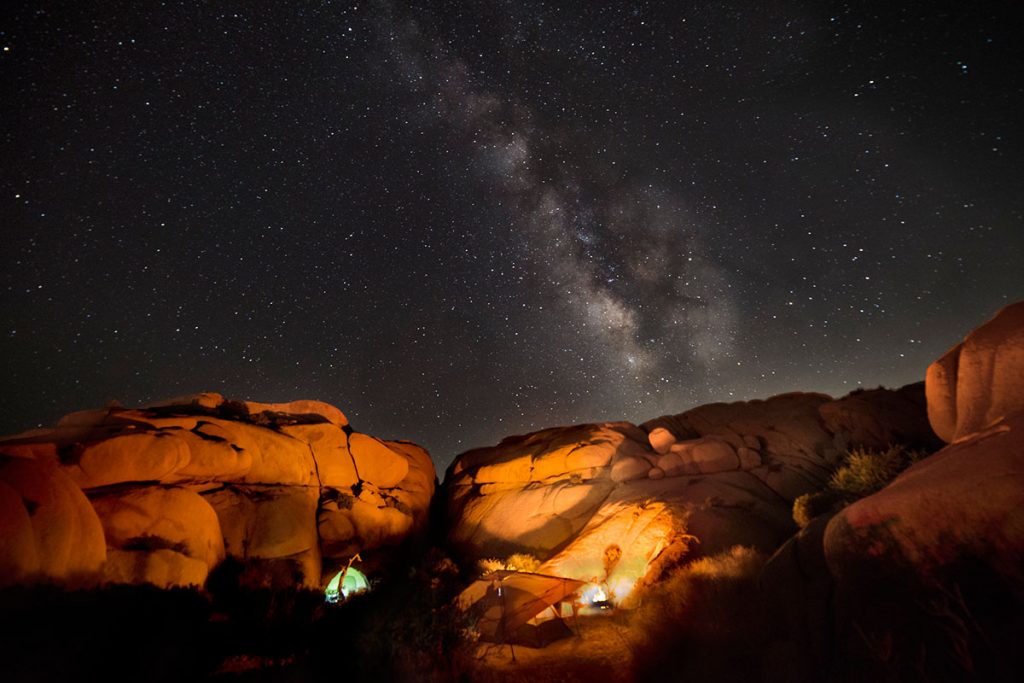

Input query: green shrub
[792,490,840,529]
[792,445,927,527]
[830,445,925,499]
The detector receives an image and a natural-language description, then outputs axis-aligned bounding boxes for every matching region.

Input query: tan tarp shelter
[458,570,586,647]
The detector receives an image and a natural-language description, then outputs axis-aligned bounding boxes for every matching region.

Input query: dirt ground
[463,611,638,683]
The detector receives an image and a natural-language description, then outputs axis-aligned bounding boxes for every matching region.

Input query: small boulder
[648,427,677,454]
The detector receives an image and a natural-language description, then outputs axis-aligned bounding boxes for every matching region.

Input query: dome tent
[325,566,369,603]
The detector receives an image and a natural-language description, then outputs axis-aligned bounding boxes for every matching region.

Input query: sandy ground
[464,611,638,683]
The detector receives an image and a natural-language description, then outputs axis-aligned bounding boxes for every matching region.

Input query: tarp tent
[458,570,586,647]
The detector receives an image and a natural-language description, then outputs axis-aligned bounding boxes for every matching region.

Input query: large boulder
[758,303,1024,681]
[0,455,106,586]
[0,395,435,589]
[926,301,1024,442]
[824,412,1024,581]
[91,486,225,585]
[444,388,932,597]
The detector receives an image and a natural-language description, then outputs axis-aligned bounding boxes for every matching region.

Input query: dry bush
[829,445,924,499]
[476,553,542,576]
[792,490,841,529]
[628,546,766,682]
[793,445,927,528]
[505,553,542,573]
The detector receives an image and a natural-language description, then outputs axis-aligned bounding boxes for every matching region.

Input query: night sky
[2,2,1022,471]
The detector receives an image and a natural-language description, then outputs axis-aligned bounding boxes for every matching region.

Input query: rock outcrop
[826,301,1024,583]
[0,394,434,589]
[926,300,1024,442]
[759,301,1024,681]
[444,385,937,601]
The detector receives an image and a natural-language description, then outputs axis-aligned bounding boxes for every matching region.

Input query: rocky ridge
[0,393,435,589]
[443,382,939,600]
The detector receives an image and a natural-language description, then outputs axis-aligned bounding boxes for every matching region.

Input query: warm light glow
[582,582,613,607]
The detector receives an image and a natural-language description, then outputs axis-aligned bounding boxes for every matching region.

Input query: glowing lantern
[581,582,614,609]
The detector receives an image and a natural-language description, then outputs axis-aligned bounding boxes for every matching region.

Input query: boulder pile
[443,384,938,601]
[0,394,434,589]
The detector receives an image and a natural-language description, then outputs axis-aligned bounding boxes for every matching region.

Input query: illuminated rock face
[444,386,937,598]
[926,301,1024,443]
[0,394,434,589]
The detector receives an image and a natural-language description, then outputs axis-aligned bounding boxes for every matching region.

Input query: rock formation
[761,301,1024,681]
[824,301,1024,585]
[443,384,937,602]
[0,394,435,589]
[926,300,1024,442]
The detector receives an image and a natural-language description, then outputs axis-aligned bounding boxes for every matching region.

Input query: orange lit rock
[240,399,348,426]
[0,394,434,590]
[203,485,317,561]
[539,499,679,604]
[0,479,40,583]
[0,455,106,585]
[280,423,357,488]
[348,433,409,489]
[350,489,416,548]
[445,388,933,588]
[382,440,437,526]
[611,454,654,482]
[70,432,190,489]
[674,437,739,474]
[104,548,209,588]
[647,427,676,454]
[91,486,225,572]
[235,423,318,486]
[926,301,1024,443]
[450,478,616,557]
[318,495,358,557]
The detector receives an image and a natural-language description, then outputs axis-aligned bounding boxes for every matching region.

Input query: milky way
[2,2,1022,470]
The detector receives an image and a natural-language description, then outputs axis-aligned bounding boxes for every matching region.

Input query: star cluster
[2,1,1022,470]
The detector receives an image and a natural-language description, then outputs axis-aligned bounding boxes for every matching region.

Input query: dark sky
[2,1,1022,471]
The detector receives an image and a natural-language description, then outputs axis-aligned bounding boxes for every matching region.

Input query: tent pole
[500,579,516,662]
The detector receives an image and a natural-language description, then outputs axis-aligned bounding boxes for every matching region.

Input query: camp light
[581,582,613,609]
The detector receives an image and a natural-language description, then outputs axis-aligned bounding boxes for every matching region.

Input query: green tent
[325,566,370,603]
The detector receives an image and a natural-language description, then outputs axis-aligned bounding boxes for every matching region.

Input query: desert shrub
[476,552,542,575]
[793,445,926,527]
[477,557,505,574]
[505,552,542,573]
[792,490,841,529]
[829,445,923,499]
[629,546,766,682]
